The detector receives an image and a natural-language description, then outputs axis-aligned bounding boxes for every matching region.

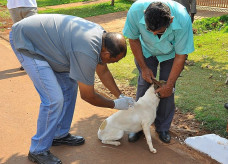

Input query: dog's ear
[153,80,166,90]
[159,80,166,86]
[153,83,160,90]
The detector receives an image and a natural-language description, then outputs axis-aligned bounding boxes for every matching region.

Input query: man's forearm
[96,64,121,98]
[98,69,121,98]
[129,39,147,69]
[129,38,154,83]
[82,91,115,108]
[166,54,186,87]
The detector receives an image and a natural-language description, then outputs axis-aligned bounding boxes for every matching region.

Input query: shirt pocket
[157,40,174,55]
[140,34,162,56]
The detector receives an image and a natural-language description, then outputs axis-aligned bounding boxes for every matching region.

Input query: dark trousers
[135,56,175,131]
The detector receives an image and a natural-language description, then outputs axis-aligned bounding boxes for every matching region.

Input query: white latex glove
[119,94,132,99]
[114,95,135,110]
[119,94,135,106]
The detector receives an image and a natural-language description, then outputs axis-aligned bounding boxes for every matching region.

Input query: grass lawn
[38,0,132,17]
[37,0,93,7]
[175,31,228,136]
[0,0,132,19]
[0,0,94,7]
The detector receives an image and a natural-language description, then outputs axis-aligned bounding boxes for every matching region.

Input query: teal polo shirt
[123,0,194,62]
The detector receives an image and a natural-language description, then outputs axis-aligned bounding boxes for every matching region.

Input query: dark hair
[103,32,127,58]
[144,2,171,31]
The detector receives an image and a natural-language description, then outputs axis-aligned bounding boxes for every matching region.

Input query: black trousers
[135,56,175,131]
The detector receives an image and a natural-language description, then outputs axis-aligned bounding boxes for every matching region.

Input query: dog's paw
[113,141,121,146]
[102,140,121,146]
[150,148,157,153]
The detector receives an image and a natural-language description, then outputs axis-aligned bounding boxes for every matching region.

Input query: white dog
[98,84,161,153]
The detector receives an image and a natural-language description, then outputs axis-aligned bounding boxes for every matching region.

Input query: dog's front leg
[142,124,157,153]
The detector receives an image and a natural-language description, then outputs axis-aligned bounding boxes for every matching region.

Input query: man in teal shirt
[123,0,194,143]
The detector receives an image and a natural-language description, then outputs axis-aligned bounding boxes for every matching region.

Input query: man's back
[12,14,105,84]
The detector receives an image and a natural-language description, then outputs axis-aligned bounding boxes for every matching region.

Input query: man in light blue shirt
[123,0,194,143]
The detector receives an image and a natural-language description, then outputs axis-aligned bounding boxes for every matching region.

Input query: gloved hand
[114,95,135,110]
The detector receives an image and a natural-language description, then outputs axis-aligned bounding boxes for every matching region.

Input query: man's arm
[129,39,154,83]
[96,63,121,98]
[155,54,186,98]
[78,80,135,110]
[78,81,115,108]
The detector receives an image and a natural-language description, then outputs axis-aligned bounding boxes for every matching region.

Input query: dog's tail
[99,119,107,131]
[98,119,108,140]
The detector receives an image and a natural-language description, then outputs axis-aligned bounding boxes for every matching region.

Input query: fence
[197,0,228,8]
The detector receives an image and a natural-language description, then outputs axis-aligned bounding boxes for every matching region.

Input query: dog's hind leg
[142,124,157,153]
[101,140,121,146]
[100,129,124,146]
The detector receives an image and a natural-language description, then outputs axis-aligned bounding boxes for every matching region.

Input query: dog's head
[153,79,166,90]
[151,79,166,98]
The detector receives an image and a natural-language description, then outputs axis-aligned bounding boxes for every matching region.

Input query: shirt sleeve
[174,18,195,55]
[122,8,140,40]
[69,51,97,85]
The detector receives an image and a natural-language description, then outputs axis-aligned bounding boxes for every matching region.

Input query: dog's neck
[136,85,160,107]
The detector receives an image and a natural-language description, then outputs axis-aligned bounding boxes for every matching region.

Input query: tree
[111,0,114,6]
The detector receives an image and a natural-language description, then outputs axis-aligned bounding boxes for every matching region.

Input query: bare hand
[155,84,174,98]
[141,67,155,83]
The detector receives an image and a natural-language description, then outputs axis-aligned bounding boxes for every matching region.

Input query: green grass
[0,0,7,6]
[175,30,228,137]
[37,0,92,7]
[108,40,138,86]
[108,16,228,137]
[0,6,10,19]
[193,15,228,34]
[0,6,11,30]
[0,0,92,7]
[38,0,132,17]
[0,0,132,19]
[0,0,132,31]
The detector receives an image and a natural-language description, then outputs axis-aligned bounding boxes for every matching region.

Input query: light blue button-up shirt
[123,0,194,62]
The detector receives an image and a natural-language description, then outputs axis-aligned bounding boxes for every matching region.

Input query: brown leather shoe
[128,131,144,142]
[28,151,62,164]
[52,133,85,146]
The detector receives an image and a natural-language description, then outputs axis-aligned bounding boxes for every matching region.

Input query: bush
[193,14,228,34]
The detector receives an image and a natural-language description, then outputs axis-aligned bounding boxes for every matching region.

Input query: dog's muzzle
[156,92,161,98]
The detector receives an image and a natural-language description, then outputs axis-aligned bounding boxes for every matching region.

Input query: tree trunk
[111,0,114,6]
